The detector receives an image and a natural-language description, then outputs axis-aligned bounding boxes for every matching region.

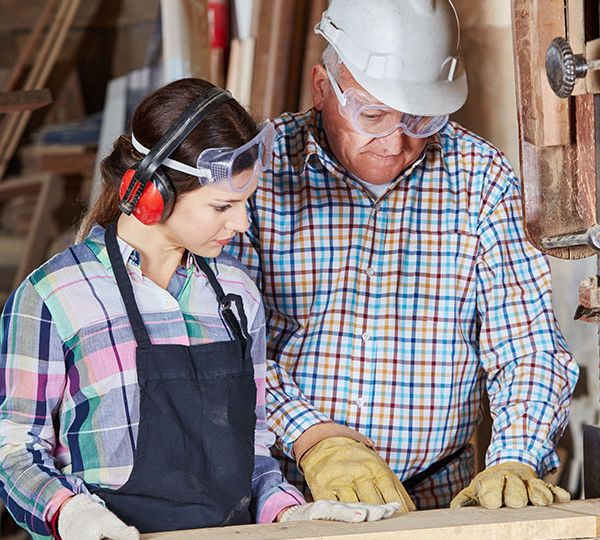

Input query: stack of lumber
[0,0,81,180]
[161,0,327,119]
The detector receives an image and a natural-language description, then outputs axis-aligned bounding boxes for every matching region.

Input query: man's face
[312,63,429,185]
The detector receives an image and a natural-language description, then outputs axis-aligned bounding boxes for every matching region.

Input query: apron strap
[105,221,152,348]
[195,256,251,345]
[222,293,252,343]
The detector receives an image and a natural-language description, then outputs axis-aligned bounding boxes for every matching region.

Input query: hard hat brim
[346,60,469,117]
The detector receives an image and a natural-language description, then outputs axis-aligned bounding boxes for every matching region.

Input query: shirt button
[365,267,376,277]
[362,331,371,342]
[356,397,366,407]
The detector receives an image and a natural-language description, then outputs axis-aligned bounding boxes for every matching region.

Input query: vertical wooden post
[512,0,570,147]
[512,0,598,258]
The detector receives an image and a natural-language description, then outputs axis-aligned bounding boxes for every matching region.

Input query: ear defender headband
[119,87,234,225]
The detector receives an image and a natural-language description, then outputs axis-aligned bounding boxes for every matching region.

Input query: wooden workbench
[143,499,600,539]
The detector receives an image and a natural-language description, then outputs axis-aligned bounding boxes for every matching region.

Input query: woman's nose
[226,206,249,234]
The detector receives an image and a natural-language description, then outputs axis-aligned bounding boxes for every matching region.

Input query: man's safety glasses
[326,68,448,139]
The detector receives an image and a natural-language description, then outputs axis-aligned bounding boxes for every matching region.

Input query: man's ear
[312,64,329,111]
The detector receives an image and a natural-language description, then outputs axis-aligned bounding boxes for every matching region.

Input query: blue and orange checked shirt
[0,225,304,539]
[226,110,580,509]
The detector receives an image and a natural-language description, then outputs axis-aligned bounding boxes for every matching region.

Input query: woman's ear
[312,64,329,111]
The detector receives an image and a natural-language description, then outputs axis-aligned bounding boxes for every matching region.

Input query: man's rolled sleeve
[476,163,579,476]
[265,360,332,459]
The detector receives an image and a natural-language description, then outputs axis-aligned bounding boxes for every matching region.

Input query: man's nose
[375,127,407,154]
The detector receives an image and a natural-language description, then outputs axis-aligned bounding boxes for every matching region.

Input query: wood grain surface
[142,499,600,540]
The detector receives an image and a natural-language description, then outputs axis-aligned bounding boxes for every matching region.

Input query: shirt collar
[290,109,327,175]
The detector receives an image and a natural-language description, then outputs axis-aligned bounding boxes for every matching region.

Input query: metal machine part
[546,37,600,98]
[541,225,600,251]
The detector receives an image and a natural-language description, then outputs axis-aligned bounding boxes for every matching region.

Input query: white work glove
[279,500,400,523]
[58,494,140,540]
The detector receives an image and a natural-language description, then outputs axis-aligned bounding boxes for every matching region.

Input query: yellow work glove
[299,437,416,511]
[450,461,571,509]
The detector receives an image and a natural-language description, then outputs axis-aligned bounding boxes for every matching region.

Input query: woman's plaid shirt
[0,226,303,538]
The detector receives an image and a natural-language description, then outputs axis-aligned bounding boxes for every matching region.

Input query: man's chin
[347,156,409,183]
[351,167,404,185]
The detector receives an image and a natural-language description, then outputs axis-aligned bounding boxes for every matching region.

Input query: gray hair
[321,44,342,79]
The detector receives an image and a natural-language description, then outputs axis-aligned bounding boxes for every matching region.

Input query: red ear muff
[119,167,175,225]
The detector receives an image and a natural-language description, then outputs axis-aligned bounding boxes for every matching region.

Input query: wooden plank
[207,0,229,88]
[1,0,59,92]
[0,0,159,30]
[160,0,210,82]
[511,0,597,258]
[263,0,292,117]
[512,0,570,147]
[225,37,241,102]
[0,88,52,112]
[249,0,271,118]
[0,174,63,287]
[249,0,295,119]
[237,37,255,108]
[142,500,600,539]
[299,0,328,112]
[567,0,587,95]
[585,38,600,94]
[90,75,128,205]
[14,174,63,286]
[283,0,309,114]
[0,0,82,179]
[19,144,97,176]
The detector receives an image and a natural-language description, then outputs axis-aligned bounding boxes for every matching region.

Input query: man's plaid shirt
[226,110,578,509]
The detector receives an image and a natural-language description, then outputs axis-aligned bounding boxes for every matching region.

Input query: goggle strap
[326,67,348,107]
[131,133,212,179]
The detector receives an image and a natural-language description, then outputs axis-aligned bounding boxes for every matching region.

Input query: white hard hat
[314,0,468,116]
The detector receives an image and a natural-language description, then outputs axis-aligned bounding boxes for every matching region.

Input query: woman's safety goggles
[326,68,448,139]
[131,121,275,192]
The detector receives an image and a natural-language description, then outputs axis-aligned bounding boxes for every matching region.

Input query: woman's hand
[58,494,139,540]
[278,500,401,523]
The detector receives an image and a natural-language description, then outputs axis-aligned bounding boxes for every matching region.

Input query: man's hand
[299,437,416,511]
[279,500,401,523]
[58,494,140,540]
[450,461,571,509]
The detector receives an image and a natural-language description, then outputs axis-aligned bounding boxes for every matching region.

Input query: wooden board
[567,0,587,95]
[160,0,210,82]
[298,0,328,112]
[249,0,297,119]
[0,0,81,180]
[0,88,51,112]
[0,174,64,288]
[511,0,597,259]
[0,0,159,30]
[512,0,569,147]
[142,499,600,540]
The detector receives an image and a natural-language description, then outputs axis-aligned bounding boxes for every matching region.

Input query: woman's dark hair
[76,78,258,240]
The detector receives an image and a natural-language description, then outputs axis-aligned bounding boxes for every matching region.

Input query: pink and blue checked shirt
[0,225,304,539]
[226,110,579,509]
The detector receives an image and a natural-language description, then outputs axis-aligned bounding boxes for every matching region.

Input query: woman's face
[161,171,257,257]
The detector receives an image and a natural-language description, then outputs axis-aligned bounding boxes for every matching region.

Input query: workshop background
[0,0,597,538]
